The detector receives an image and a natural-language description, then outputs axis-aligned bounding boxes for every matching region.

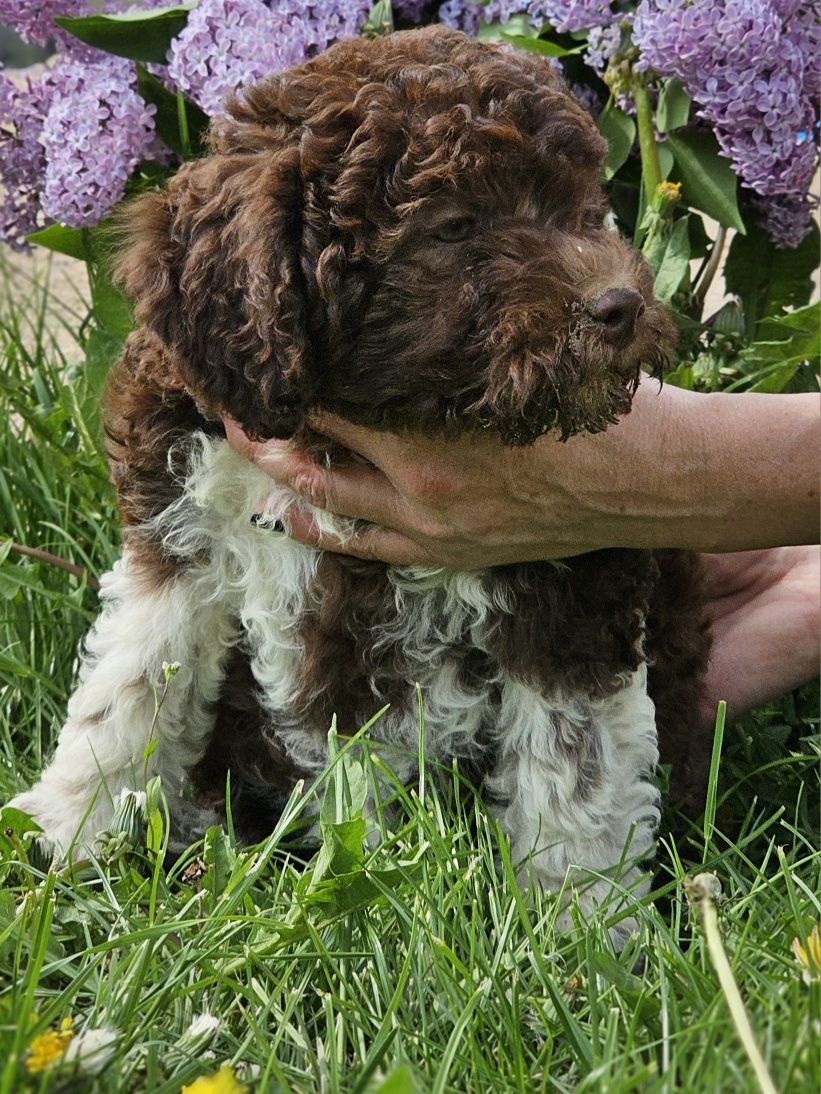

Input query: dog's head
[116,26,676,444]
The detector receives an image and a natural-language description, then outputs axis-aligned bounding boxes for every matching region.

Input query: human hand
[225,411,616,568]
[224,382,817,566]
[697,546,820,729]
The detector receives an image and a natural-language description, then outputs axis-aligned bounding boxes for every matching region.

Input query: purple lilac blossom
[569,80,604,117]
[0,70,54,248]
[166,0,369,115]
[440,0,617,31]
[633,0,820,245]
[753,193,820,249]
[0,0,87,48]
[41,54,157,227]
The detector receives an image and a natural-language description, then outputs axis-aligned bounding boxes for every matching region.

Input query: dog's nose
[587,288,645,346]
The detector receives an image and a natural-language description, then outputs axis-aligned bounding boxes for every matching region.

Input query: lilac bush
[0,71,49,248]
[41,55,158,228]
[167,0,308,115]
[0,0,817,255]
[633,0,819,246]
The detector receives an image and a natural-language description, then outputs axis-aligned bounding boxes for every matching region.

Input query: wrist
[526,382,818,555]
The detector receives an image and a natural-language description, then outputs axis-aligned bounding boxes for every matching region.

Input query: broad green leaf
[725,219,818,334]
[478,15,536,42]
[686,212,710,258]
[54,4,193,64]
[88,260,132,342]
[314,816,367,880]
[501,33,583,57]
[647,216,691,303]
[598,100,635,181]
[739,301,820,390]
[136,67,209,157]
[657,141,674,180]
[204,825,236,896]
[667,129,745,233]
[375,1064,420,1094]
[27,224,88,260]
[657,78,691,133]
[363,0,394,35]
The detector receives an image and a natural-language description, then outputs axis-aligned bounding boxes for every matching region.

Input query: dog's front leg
[486,665,660,945]
[9,550,237,855]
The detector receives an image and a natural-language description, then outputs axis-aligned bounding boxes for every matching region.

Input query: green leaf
[54,4,193,64]
[204,825,236,896]
[667,129,745,233]
[657,78,691,133]
[478,15,536,42]
[598,100,635,181]
[362,0,394,36]
[375,1064,421,1094]
[647,216,691,303]
[500,33,583,57]
[686,212,710,258]
[739,301,820,391]
[657,141,674,181]
[135,66,209,157]
[88,260,132,342]
[725,219,818,334]
[27,224,89,260]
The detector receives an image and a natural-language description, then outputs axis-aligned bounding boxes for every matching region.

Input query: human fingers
[223,416,405,527]
[282,505,434,566]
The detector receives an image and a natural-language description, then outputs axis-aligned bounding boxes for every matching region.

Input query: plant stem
[634,81,662,207]
[693,225,728,310]
[6,540,100,591]
[689,875,778,1094]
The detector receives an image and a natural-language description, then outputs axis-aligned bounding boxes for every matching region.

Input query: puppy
[11,27,710,933]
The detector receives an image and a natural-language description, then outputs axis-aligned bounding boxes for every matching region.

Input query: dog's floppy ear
[114,143,313,439]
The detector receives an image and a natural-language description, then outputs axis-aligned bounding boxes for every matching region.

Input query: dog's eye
[434,216,474,243]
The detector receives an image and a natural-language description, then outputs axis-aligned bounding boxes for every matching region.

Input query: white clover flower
[185,1013,223,1042]
[62,1028,117,1076]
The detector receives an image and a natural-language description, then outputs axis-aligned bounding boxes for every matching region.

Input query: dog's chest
[159,437,653,796]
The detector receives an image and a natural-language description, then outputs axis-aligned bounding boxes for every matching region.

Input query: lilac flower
[41,54,157,227]
[0,70,55,249]
[584,19,625,74]
[529,0,616,34]
[438,0,484,35]
[440,0,615,32]
[299,0,371,50]
[633,0,819,245]
[569,81,604,118]
[754,193,820,249]
[0,0,87,48]
[166,0,369,115]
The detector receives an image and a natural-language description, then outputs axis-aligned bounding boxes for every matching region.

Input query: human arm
[223,381,819,568]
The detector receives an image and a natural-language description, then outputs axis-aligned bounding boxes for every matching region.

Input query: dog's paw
[5,787,104,860]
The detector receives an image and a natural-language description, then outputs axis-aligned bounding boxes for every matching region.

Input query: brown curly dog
[11,26,710,940]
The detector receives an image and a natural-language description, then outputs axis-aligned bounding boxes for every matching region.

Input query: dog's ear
[114,144,313,439]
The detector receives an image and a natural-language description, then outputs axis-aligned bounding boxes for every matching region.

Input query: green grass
[0,258,818,1093]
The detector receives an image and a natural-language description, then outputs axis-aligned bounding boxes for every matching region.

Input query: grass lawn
[0,259,818,1092]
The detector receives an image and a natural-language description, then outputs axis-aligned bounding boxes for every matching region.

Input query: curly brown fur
[99,27,709,844]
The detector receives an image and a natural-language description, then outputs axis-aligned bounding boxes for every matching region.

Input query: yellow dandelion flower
[791,923,821,983]
[26,1017,74,1074]
[181,1064,246,1094]
[657,180,683,200]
